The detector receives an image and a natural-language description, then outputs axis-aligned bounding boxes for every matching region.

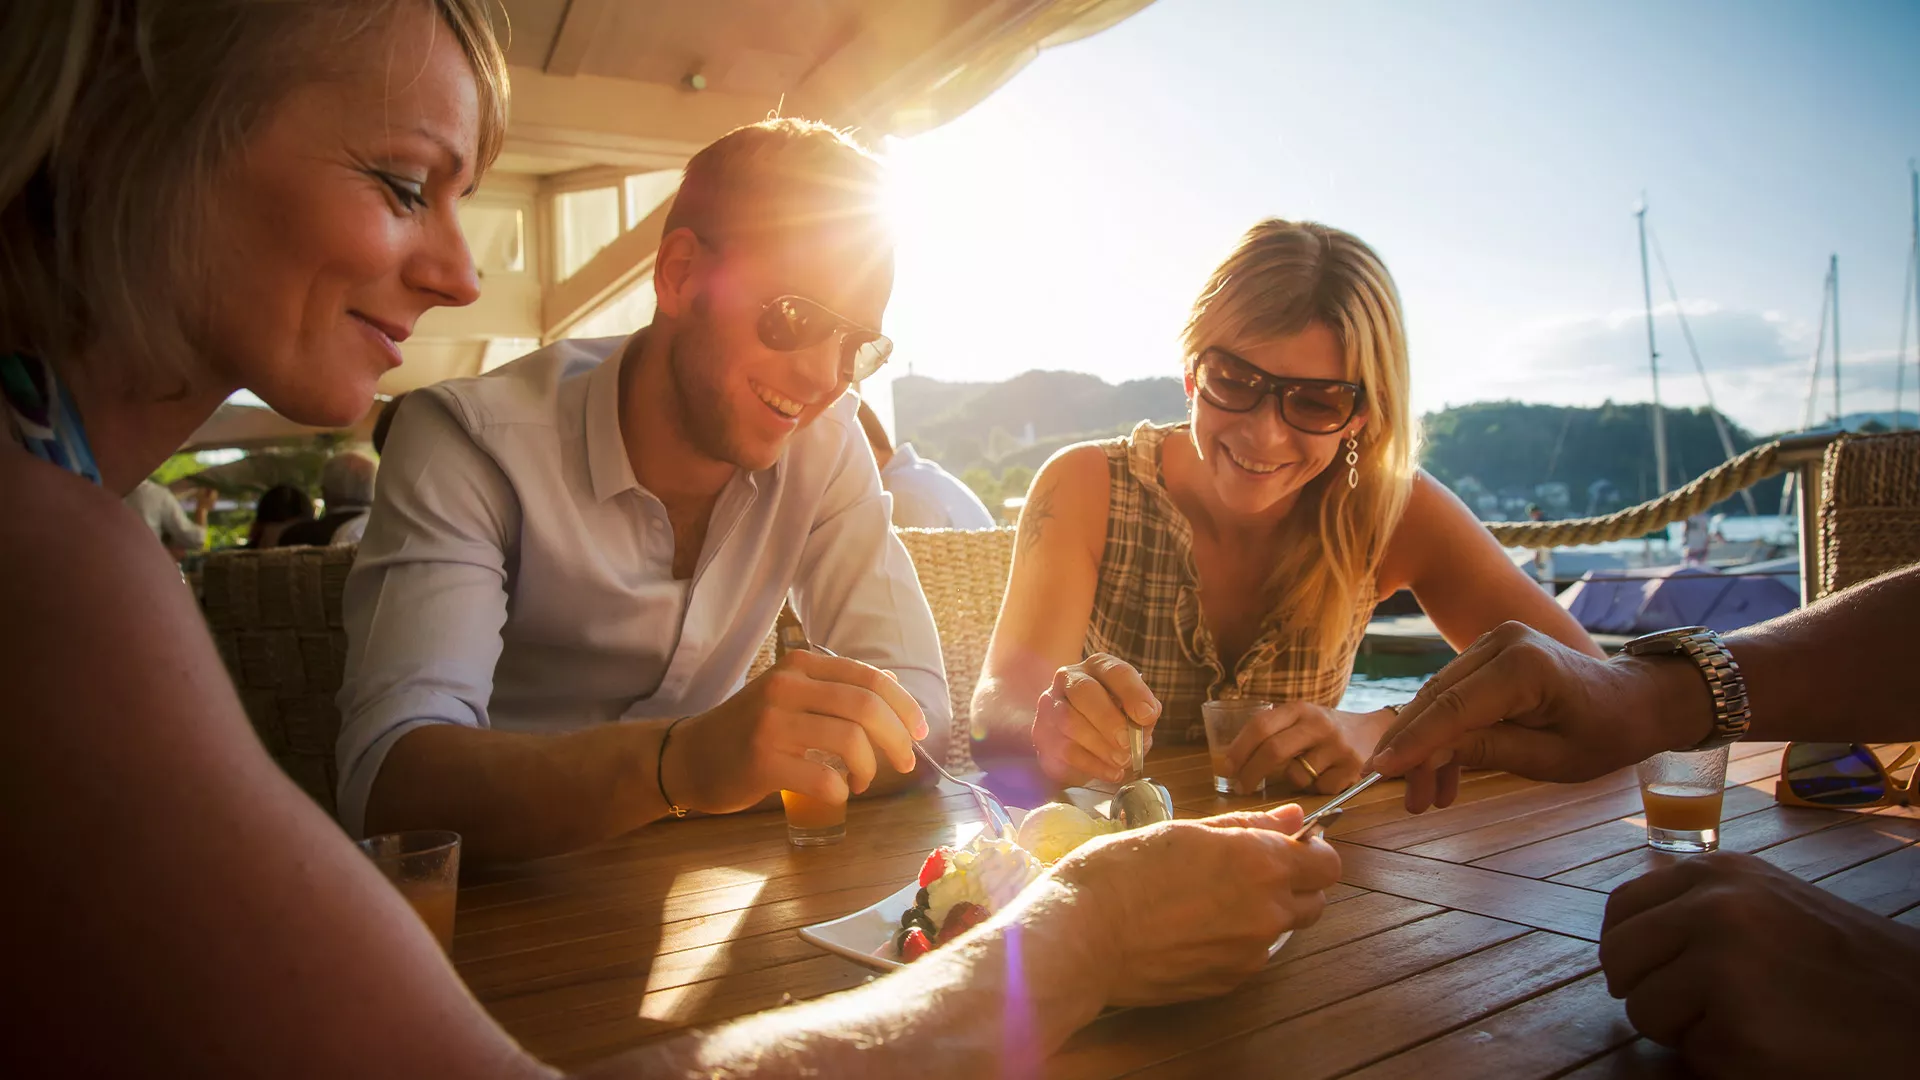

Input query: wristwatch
[1620,625,1751,751]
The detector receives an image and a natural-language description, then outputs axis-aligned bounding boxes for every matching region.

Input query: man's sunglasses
[1193,347,1364,435]
[757,294,894,384]
[1775,742,1917,811]
[691,232,894,383]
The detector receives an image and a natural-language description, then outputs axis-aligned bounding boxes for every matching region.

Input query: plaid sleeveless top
[1085,422,1375,744]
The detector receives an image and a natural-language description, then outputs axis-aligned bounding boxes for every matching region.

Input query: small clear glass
[1202,699,1272,796]
[782,749,850,846]
[357,830,461,950]
[1636,745,1731,853]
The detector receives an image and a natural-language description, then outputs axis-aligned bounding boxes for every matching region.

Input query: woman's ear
[1183,368,1196,400]
[1345,404,1372,440]
[652,227,703,319]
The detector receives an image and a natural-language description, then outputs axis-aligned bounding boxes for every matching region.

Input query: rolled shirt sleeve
[791,409,954,761]
[334,392,521,836]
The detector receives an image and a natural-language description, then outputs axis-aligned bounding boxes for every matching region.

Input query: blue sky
[876,0,1920,437]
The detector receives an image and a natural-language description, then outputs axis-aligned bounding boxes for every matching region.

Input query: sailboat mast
[1906,163,1919,431]
[1637,201,1668,493]
[1830,253,1841,424]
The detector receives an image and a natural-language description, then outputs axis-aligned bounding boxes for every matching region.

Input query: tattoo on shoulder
[1018,482,1057,556]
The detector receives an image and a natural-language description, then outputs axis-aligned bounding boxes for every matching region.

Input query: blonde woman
[973,219,1601,795]
[1,4,1340,1074]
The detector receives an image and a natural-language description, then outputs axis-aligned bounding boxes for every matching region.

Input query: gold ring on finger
[1296,756,1321,783]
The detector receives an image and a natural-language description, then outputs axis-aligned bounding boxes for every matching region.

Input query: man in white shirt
[124,479,205,557]
[336,119,948,860]
[856,399,997,529]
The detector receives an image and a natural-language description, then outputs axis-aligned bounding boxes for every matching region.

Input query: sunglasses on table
[1775,742,1918,811]
[1193,347,1365,435]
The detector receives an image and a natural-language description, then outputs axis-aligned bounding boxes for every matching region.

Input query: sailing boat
[1547,199,1803,633]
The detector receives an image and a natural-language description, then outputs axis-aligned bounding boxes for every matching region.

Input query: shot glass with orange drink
[783,748,851,846]
[1635,745,1731,853]
[356,830,461,950]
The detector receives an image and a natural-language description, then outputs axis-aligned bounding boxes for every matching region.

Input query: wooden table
[451,741,1920,1076]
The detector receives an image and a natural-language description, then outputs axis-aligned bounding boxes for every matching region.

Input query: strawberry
[899,927,933,962]
[917,848,949,888]
[936,901,990,944]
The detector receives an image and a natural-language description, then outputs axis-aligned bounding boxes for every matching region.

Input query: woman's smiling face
[195,2,483,426]
[1186,322,1366,517]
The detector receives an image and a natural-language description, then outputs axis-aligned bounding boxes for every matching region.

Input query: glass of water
[1202,699,1272,796]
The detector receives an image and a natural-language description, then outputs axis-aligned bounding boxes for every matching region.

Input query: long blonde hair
[0,0,510,394]
[1183,219,1417,657]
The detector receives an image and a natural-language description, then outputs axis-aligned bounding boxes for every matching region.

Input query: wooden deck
[450,740,1920,1075]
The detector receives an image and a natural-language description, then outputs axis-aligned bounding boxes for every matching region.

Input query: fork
[785,634,1016,840]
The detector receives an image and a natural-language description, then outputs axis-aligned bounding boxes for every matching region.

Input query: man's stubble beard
[667,300,748,468]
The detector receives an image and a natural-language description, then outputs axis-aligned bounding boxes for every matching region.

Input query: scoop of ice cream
[1014,802,1113,864]
[924,837,1044,925]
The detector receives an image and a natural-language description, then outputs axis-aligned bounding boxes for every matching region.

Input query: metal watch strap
[1621,625,1751,751]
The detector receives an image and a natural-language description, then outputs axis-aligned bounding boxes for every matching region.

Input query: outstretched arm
[1369,563,1920,809]
[1382,472,1602,659]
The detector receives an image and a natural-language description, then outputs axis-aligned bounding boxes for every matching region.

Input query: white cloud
[1425,302,1916,435]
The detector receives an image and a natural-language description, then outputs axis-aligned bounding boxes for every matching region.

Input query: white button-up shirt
[334,336,950,836]
[881,443,997,530]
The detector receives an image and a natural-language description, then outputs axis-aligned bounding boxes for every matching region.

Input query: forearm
[1726,564,1920,743]
[577,878,1107,1080]
[970,673,1044,754]
[365,721,670,863]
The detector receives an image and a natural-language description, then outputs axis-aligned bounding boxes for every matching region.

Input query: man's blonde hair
[664,118,886,245]
[0,0,509,394]
[1183,219,1418,659]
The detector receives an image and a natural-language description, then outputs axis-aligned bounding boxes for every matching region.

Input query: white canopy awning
[382,0,1158,394]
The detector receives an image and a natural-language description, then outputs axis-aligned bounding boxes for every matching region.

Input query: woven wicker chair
[1818,431,1920,599]
[199,546,356,816]
[202,528,1017,812]
[743,527,1017,771]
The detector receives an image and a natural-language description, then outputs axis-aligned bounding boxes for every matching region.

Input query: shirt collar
[586,335,641,503]
[885,441,922,475]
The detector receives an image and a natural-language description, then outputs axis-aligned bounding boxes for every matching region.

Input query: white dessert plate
[797,805,1293,972]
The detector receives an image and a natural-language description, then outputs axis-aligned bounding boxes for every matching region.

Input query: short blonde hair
[664,118,886,245]
[1183,219,1418,658]
[0,0,509,394]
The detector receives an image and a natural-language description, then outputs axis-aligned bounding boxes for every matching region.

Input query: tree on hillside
[1419,401,1784,518]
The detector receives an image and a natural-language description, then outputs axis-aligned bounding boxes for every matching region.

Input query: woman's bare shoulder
[0,450,245,757]
[1021,442,1113,559]
[0,450,183,602]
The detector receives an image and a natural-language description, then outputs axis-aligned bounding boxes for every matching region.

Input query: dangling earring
[1345,436,1360,489]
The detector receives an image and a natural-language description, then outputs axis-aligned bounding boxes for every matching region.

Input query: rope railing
[1485,440,1789,549]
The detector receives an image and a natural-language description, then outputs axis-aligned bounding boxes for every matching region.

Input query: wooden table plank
[1817,843,1920,915]
[1480,800,1849,882]
[1559,1038,1690,1079]
[1552,804,1920,896]
[1338,744,1783,853]
[1131,932,1596,1079]
[1334,843,1609,941]
[1341,971,1634,1080]
[1047,911,1528,1080]
[1752,813,1920,881]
